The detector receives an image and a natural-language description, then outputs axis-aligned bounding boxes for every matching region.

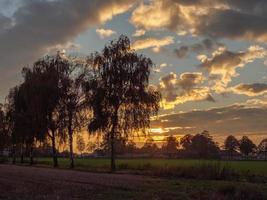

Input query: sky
[0,0,267,146]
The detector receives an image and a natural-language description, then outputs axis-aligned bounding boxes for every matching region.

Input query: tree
[125,140,137,155]
[57,55,89,168]
[258,139,267,160]
[85,35,161,171]
[224,135,239,160]
[5,87,19,164]
[141,137,158,156]
[186,131,219,158]
[76,135,85,156]
[180,134,193,150]
[161,135,179,158]
[21,55,70,167]
[0,104,10,154]
[239,136,256,157]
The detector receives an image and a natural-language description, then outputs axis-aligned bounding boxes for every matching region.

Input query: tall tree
[161,135,179,158]
[85,35,161,171]
[6,87,19,164]
[224,135,239,160]
[59,59,89,168]
[258,139,267,160]
[21,55,69,167]
[0,104,9,154]
[239,136,256,158]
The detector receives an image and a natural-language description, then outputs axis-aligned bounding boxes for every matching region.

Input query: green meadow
[32,158,267,175]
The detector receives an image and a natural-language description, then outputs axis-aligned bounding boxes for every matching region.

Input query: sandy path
[0,164,152,200]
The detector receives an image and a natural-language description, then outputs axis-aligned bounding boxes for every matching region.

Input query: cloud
[198,46,267,93]
[132,36,174,52]
[154,63,168,72]
[0,14,12,32]
[96,28,117,38]
[151,102,267,144]
[130,0,267,42]
[159,72,214,109]
[232,83,267,96]
[174,38,224,58]
[0,0,137,101]
[132,29,146,37]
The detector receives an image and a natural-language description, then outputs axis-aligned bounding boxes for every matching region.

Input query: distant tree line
[91,131,267,160]
[0,36,161,171]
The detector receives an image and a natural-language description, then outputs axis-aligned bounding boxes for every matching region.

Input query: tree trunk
[110,111,119,172]
[20,144,24,164]
[12,143,16,164]
[68,131,74,168]
[110,132,116,172]
[68,113,74,169]
[51,130,58,168]
[29,145,34,165]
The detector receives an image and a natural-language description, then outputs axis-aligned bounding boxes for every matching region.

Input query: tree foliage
[224,135,239,159]
[85,35,161,170]
[161,135,179,158]
[239,136,256,156]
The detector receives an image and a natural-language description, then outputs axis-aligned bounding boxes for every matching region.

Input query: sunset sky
[1,0,267,145]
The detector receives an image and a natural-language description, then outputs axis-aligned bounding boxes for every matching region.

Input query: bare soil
[0,164,152,200]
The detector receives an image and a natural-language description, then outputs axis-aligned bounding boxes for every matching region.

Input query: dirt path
[0,164,154,200]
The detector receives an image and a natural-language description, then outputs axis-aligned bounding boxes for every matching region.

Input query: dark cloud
[174,38,223,58]
[151,103,267,142]
[232,83,267,96]
[131,0,267,42]
[174,46,189,58]
[0,14,12,31]
[0,0,136,101]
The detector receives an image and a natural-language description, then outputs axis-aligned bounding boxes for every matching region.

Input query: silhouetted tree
[180,134,193,150]
[6,85,34,164]
[58,56,89,168]
[258,139,267,160]
[187,131,219,158]
[85,35,161,171]
[141,137,158,156]
[21,55,70,167]
[239,136,256,158]
[161,135,179,158]
[6,87,19,164]
[0,104,9,154]
[224,135,239,160]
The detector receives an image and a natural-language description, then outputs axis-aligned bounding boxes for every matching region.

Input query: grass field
[30,158,267,176]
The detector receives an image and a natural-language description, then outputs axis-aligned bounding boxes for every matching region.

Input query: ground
[0,164,267,200]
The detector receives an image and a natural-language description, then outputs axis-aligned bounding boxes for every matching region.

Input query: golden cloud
[132,36,174,52]
[159,72,214,109]
[198,46,267,93]
[96,28,116,38]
